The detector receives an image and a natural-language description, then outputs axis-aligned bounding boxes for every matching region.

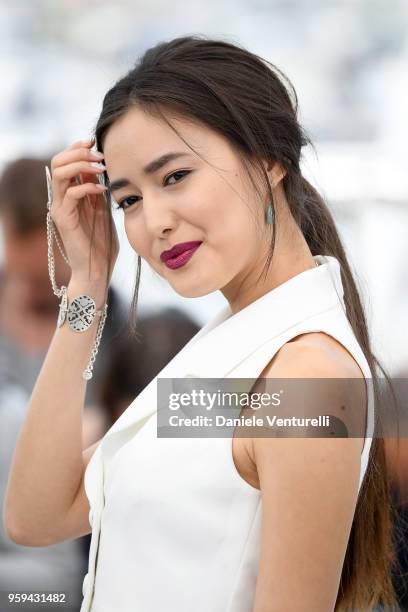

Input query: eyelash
[113,169,191,211]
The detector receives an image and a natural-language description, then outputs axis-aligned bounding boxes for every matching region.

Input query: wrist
[66,279,108,310]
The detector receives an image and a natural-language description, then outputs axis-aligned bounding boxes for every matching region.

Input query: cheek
[124,218,145,254]
[209,198,257,247]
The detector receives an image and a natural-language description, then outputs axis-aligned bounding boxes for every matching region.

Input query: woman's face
[103,106,273,302]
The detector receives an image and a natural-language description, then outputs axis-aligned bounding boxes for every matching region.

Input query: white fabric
[80,255,374,612]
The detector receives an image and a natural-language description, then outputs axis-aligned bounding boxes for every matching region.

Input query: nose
[142,193,177,237]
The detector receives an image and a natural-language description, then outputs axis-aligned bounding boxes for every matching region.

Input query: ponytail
[286,172,399,610]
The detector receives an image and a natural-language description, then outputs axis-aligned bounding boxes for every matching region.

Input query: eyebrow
[108,151,191,194]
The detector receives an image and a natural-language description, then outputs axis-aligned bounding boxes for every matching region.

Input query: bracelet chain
[45,164,108,380]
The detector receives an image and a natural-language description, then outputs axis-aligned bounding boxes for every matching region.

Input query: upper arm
[47,438,102,544]
[251,339,366,612]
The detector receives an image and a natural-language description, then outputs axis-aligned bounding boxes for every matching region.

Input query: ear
[266,160,287,188]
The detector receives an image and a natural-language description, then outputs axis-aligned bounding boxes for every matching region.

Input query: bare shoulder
[250,331,368,460]
[261,331,365,380]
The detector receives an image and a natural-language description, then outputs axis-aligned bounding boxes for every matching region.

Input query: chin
[171,285,209,299]
[170,277,218,299]
[181,290,209,299]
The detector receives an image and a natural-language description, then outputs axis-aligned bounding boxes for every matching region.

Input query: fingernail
[90,162,106,169]
[90,151,104,160]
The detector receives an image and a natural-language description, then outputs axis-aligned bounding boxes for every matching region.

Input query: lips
[160,241,203,263]
[160,241,203,270]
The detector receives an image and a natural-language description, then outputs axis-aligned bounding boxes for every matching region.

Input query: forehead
[102,106,234,174]
[104,107,197,162]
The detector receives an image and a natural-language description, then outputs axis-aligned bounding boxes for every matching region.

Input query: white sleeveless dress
[80,255,375,612]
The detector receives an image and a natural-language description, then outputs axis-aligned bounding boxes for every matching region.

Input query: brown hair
[92,34,400,610]
[0,157,53,235]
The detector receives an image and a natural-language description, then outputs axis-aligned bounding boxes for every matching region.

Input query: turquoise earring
[266,203,274,224]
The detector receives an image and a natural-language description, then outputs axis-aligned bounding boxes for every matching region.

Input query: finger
[66,181,107,200]
[53,182,107,221]
[78,169,106,188]
[51,145,103,173]
[66,138,95,151]
[52,162,106,201]
[53,161,105,181]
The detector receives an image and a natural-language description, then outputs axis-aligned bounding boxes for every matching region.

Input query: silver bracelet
[45,165,108,380]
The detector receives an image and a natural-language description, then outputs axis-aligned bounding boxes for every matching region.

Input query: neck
[222,194,317,315]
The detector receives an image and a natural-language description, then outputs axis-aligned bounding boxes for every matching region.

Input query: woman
[4,35,399,611]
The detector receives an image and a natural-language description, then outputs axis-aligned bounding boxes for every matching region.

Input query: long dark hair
[92,34,399,610]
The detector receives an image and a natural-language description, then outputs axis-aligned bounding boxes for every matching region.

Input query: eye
[113,195,141,211]
[164,169,190,186]
[113,170,190,211]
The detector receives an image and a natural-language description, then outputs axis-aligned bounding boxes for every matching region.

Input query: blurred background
[0,0,407,610]
[0,0,407,369]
